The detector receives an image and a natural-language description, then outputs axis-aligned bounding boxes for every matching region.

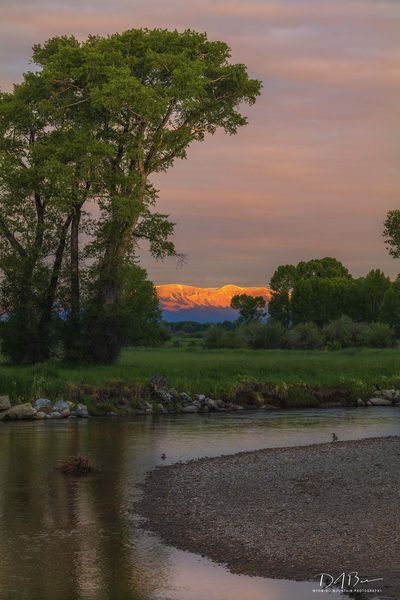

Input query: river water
[0,407,398,600]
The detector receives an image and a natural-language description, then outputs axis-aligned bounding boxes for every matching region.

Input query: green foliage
[296,257,351,279]
[241,320,286,349]
[286,386,320,408]
[285,322,325,350]
[380,280,400,335]
[270,257,393,328]
[204,325,243,349]
[323,315,365,349]
[361,322,395,348]
[231,294,266,324]
[357,269,391,322]
[383,210,400,259]
[269,258,350,327]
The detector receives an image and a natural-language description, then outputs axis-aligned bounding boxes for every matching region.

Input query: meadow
[1,346,400,403]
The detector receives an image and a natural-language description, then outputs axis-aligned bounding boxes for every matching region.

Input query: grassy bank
[1,346,400,405]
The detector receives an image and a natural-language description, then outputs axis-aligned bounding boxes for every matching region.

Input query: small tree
[231,294,266,324]
[383,210,400,258]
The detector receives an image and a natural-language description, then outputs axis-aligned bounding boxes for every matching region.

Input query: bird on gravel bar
[332,433,338,442]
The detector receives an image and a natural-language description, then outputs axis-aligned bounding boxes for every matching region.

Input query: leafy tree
[31,29,261,362]
[0,77,92,362]
[291,277,353,326]
[268,264,297,326]
[383,210,400,258]
[380,279,400,336]
[268,258,350,326]
[296,257,350,279]
[358,269,391,322]
[231,294,266,323]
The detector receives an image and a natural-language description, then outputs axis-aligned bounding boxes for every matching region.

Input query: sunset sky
[1,0,399,286]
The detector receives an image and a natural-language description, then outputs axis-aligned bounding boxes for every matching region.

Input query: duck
[161,453,166,460]
[332,433,338,443]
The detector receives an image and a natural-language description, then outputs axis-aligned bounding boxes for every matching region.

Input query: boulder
[168,388,180,401]
[76,403,89,418]
[206,398,219,412]
[50,411,63,419]
[34,412,47,420]
[368,397,392,407]
[61,409,70,418]
[381,389,399,400]
[182,404,199,413]
[53,399,69,413]
[0,412,6,422]
[33,398,52,413]
[180,392,192,404]
[4,403,36,420]
[0,395,11,411]
[357,398,366,407]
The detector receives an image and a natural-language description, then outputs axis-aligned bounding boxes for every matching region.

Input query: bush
[361,322,395,348]
[204,325,243,349]
[285,322,324,350]
[323,315,365,349]
[241,321,287,349]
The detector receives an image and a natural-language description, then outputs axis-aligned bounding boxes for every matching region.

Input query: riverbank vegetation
[2,346,400,405]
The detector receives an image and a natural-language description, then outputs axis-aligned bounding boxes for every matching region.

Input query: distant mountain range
[156,284,271,323]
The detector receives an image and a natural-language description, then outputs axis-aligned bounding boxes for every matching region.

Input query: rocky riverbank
[1,375,399,421]
[0,395,90,421]
[138,436,400,599]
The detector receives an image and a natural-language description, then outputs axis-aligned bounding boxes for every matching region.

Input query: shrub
[204,325,243,349]
[361,322,396,348]
[323,315,365,349]
[241,321,286,349]
[285,322,324,350]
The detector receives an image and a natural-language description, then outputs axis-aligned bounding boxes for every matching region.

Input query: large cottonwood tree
[0,29,261,363]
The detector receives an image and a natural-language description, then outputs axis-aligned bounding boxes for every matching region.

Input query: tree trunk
[36,214,73,361]
[64,206,82,361]
[84,181,146,363]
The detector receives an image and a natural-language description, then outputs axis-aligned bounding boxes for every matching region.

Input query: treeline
[268,257,400,333]
[206,257,400,350]
[204,317,395,350]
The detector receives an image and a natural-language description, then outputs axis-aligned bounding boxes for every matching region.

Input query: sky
[1,0,399,287]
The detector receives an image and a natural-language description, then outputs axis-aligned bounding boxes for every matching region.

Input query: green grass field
[1,346,400,403]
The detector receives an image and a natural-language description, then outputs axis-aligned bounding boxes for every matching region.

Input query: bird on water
[332,433,338,442]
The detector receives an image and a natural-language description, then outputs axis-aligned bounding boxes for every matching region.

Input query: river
[0,407,398,600]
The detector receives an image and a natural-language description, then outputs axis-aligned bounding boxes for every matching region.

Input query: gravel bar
[137,437,400,598]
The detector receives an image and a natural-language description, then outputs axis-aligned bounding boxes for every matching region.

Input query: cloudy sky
[1,0,399,286]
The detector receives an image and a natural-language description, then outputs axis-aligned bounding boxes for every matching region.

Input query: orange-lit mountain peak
[156,284,271,312]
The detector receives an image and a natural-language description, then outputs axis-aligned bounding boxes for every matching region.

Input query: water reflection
[0,407,398,600]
